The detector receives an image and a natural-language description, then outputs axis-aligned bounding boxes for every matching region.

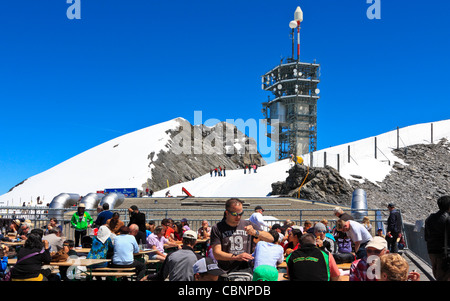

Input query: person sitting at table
[146,221,155,237]
[9,219,21,236]
[10,233,51,281]
[172,222,184,241]
[284,228,302,256]
[106,212,125,235]
[110,226,146,281]
[146,226,179,262]
[129,223,146,246]
[161,218,175,242]
[197,220,211,240]
[45,218,63,235]
[142,230,201,281]
[286,233,340,281]
[180,218,191,231]
[0,244,9,277]
[43,228,64,253]
[17,223,31,240]
[87,225,114,269]
[314,222,337,254]
[252,229,284,270]
[59,240,78,281]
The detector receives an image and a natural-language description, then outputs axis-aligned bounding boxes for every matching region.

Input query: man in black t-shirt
[128,205,146,233]
[210,198,274,274]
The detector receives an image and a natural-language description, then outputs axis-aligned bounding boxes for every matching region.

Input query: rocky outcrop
[271,164,353,206]
[350,138,450,223]
[271,138,450,223]
[145,118,266,192]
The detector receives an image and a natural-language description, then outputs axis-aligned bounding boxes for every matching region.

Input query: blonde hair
[380,253,409,281]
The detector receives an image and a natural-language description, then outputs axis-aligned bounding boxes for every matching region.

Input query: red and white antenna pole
[297,21,301,60]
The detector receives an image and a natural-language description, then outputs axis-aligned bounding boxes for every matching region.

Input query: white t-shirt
[347,220,372,244]
[252,241,284,269]
[248,212,270,231]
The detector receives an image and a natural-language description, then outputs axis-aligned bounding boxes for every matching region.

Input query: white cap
[183,230,197,239]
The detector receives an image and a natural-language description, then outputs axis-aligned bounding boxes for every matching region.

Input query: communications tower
[261,6,320,161]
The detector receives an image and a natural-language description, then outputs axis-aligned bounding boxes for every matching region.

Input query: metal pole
[397,127,399,149]
[348,145,350,163]
[291,29,295,60]
[297,22,300,60]
[375,137,377,159]
[431,123,434,144]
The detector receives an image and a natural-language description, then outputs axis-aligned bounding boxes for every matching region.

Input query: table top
[1,241,25,246]
[8,258,110,267]
[74,247,156,256]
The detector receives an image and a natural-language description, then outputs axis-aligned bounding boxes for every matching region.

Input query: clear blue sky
[0,0,449,195]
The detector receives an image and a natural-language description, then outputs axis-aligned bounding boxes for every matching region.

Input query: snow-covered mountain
[1,118,449,207]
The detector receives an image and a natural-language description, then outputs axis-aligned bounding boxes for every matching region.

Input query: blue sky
[0,0,449,196]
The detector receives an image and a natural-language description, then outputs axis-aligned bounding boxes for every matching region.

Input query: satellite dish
[277,84,282,90]
[289,20,298,29]
[315,88,320,94]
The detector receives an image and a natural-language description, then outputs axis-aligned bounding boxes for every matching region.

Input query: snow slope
[0,118,182,206]
[1,118,449,206]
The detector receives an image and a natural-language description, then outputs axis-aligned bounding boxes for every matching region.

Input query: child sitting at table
[59,240,78,281]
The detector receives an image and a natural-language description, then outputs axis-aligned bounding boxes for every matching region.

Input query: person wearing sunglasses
[210,198,274,279]
[314,222,337,254]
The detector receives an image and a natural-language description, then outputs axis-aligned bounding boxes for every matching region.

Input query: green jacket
[71,211,93,231]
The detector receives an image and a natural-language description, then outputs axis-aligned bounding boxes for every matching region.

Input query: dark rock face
[145,118,266,192]
[271,164,353,206]
[271,138,450,223]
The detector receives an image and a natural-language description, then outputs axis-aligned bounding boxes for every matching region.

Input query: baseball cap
[183,230,197,239]
[193,258,227,276]
[255,206,264,211]
[252,265,279,281]
[366,236,388,250]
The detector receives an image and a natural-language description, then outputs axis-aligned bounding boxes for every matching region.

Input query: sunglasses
[227,210,244,217]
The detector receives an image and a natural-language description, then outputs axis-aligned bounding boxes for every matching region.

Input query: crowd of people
[1,195,449,282]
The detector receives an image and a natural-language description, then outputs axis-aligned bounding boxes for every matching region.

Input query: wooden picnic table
[1,241,25,247]
[8,258,110,267]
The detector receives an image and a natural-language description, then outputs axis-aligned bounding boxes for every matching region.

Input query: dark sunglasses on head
[227,210,244,217]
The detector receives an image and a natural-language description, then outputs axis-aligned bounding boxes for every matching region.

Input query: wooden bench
[146,259,163,273]
[87,267,137,281]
